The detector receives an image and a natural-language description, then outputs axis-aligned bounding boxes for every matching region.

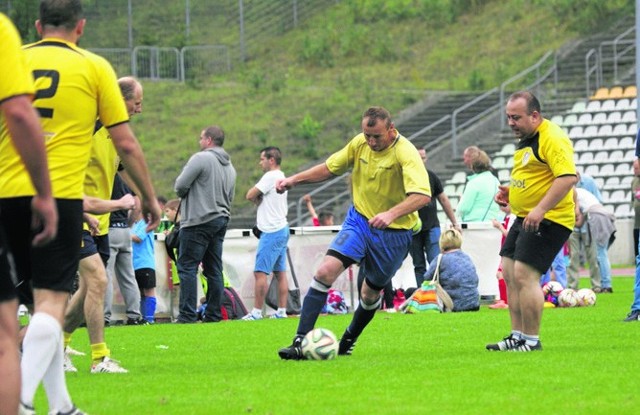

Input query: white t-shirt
[255,169,288,233]
[575,187,600,212]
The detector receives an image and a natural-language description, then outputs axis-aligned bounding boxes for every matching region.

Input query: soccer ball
[542,281,564,296]
[557,288,578,307]
[301,328,339,360]
[576,288,597,307]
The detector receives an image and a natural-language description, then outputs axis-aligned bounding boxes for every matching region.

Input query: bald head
[118,77,143,116]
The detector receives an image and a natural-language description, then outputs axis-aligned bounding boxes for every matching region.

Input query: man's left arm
[369,193,431,229]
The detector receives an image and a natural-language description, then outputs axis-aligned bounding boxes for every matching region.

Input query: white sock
[522,333,539,346]
[251,308,262,318]
[277,307,287,316]
[511,330,523,340]
[21,312,71,410]
[42,326,73,413]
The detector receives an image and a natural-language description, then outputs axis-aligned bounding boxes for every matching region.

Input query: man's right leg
[111,228,142,322]
[0,299,20,415]
[176,225,206,323]
[408,233,427,286]
[624,238,640,321]
[22,289,74,413]
[566,232,581,290]
[584,239,601,290]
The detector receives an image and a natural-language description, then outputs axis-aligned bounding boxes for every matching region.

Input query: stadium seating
[608,86,624,100]
[571,101,587,113]
[623,85,637,98]
[616,98,631,111]
[591,87,609,100]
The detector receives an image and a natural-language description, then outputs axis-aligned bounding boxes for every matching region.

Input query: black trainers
[508,339,542,352]
[623,310,640,322]
[486,334,519,351]
[126,317,150,326]
[338,334,357,356]
[278,336,305,360]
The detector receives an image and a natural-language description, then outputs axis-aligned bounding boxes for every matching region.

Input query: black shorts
[135,268,156,290]
[0,197,83,303]
[79,230,110,266]
[0,223,18,302]
[500,217,571,274]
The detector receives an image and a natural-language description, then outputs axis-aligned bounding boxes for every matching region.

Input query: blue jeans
[632,237,640,311]
[540,248,567,287]
[177,216,228,322]
[409,227,441,286]
[596,243,612,289]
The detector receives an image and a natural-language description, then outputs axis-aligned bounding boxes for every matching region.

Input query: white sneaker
[90,357,128,374]
[65,346,86,356]
[63,353,78,373]
[19,402,35,415]
[269,313,287,319]
[241,313,262,321]
[49,405,87,415]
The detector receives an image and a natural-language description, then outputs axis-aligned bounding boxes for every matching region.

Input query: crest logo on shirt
[521,151,531,166]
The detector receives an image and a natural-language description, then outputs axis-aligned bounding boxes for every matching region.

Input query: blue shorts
[255,225,289,274]
[328,206,412,288]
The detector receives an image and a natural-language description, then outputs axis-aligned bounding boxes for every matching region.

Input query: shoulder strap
[430,254,443,284]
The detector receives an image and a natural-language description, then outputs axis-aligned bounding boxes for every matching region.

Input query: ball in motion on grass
[301,328,339,360]
[576,288,597,307]
[557,288,578,307]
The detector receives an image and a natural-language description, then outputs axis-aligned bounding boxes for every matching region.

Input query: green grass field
[37,275,640,415]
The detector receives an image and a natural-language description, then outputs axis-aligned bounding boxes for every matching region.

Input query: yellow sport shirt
[84,124,120,235]
[326,132,431,230]
[0,37,129,200]
[509,118,576,230]
[0,14,35,145]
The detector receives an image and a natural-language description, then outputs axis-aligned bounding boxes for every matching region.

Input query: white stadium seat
[588,138,604,151]
[600,99,616,111]
[603,137,619,150]
[572,101,588,113]
[577,113,593,125]
[619,136,634,149]
[585,101,600,112]
[615,98,631,111]
[605,111,621,124]
[592,112,608,125]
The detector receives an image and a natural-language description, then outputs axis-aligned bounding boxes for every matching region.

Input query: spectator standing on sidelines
[566,171,602,293]
[457,150,502,223]
[104,173,143,326]
[410,147,459,286]
[487,91,576,352]
[174,126,236,323]
[63,76,149,374]
[243,147,290,320]
[303,194,334,226]
[0,13,58,415]
[624,130,640,322]
[631,159,640,258]
[277,106,431,360]
[3,0,160,411]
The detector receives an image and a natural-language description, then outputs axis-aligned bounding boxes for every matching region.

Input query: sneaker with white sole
[269,313,287,319]
[50,405,87,415]
[486,334,519,351]
[18,402,35,415]
[90,357,128,373]
[63,353,78,373]
[64,346,85,356]
[508,339,542,352]
[241,313,262,321]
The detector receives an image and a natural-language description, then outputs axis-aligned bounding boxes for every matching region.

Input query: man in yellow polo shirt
[0,13,58,415]
[277,106,431,360]
[0,1,160,413]
[487,91,576,352]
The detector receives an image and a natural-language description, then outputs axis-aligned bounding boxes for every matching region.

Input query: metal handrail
[451,87,498,156]
[585,48,599,98]
[612,26,635,82]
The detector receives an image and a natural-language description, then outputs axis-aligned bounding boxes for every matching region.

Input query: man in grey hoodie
[174,125,236,323]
